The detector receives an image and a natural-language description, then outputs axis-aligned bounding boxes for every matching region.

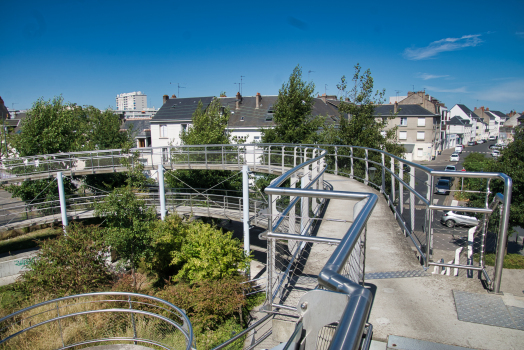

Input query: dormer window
[268,105,275,113]
[240,117,245,121]
[265,114,273,122]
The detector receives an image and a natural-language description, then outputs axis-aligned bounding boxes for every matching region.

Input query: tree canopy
[261,65,323,144]
[321,64,403,156]
[11,95,131,157]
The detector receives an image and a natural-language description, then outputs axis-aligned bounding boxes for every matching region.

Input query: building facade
[116,91,147,110]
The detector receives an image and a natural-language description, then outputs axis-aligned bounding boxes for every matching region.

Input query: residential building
[395,91,447,153]
[446,116,472,146]
[378,103,440,161]
[474,107,500,140]
[120,119,151,148]
[150,93,341,163]
[487,110,509,141]
[449,104,488,142]
[499,112,520,142]
[116,91,147,110]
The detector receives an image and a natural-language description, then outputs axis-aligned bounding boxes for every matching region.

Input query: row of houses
[1,92,521,162]
[122,90,522,162]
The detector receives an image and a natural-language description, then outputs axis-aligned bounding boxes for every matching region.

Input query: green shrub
[156,277,246,333]
[15,223,113,297]
[170,220,251,284]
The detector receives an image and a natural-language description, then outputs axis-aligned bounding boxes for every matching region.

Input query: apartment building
[116,91,147,110]
[378,103,440,161]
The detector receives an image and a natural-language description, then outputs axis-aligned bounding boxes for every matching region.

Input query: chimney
[163,95,169,104]
[236,92,242,109]
[320,93,327,104]
[481,106,484,111]
[171,94,176,98]
[256,92,261,109]
[486,107,489,111]
[394,101,398,114]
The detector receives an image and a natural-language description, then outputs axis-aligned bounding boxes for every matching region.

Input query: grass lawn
[0,228,61,255]
[475,253,524,269]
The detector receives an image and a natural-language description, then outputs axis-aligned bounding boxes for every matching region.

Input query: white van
[455,145,463,153]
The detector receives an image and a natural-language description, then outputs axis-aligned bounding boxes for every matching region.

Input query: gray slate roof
[373,104,437,116]
[121,119,151,138]
[447,116,471,126]
[455,104,481,119]
[152,96,214,122]
[152,95,341,129]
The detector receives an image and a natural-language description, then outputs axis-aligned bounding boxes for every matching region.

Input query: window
[181,124,187,132]
[160,124,167,138]
[418,117,426,127]
[417,148,423,157]
[400,117,407,126]
[399,131,407,140]
[417,131,425,140]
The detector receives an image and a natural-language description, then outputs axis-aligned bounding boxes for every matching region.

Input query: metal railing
[0,189,269,231]
[0,143,513,349]
[0,292,194,350]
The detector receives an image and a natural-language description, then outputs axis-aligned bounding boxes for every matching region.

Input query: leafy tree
[261,65,323,144]
[323,64,402,155]
[166,98,241,193]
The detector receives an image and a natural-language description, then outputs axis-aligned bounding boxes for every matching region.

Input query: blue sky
[1,0,524,114]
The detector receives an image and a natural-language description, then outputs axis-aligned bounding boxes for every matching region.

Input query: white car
[492,150,500,157]
[450,153,459,162]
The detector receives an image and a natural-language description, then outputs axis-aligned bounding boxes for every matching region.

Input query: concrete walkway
[328,173,524,350]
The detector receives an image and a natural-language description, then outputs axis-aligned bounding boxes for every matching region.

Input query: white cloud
[477,80,524,102]
[404,34,483,60]
[418,73,450,80]
[425,86,468,93]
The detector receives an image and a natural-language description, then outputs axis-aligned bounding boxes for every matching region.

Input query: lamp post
[368,167,377,185]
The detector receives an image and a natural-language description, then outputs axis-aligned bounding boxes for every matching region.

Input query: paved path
[253,171,523,350]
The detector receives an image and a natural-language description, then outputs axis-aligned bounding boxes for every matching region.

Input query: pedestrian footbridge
[0,144,517,350]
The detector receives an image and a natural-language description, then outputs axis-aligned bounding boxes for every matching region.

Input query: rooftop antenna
[11,103,18,110]
[325,84,328,95]
[412,85,415,92]
[235,76,245,95]
[178,83,186,97]
[395,90,401,101]
[308,70,315,81]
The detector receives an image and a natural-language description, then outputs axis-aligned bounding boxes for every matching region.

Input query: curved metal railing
[0,189,269,231]
[0,292,194,350]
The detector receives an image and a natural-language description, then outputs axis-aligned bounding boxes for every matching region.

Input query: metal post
[158,165,166,220]
[267,193,274,310]
[426,175,435,267]
[364,149,369,185]
[268,146,271,173]
[301,173,309,236]
[57,172,68,232]
[350,147,354,179]
[493,178,512,293]
[390,158,395,206]
[242,165,250,279]
[334,146,338,175]
[381,153,385,193]
[294,147,297,167]
[282,146,285,173]
[409,166,416,241]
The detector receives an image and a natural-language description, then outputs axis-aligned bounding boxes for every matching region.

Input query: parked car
[489,144,503,150]
[450,153,460,162]
[440,211,479,228]
[492,150,500,157]
[478,139,485,144]
[467,141,476,146]
[435,179,452,194]
[488,136,496,141]
[445,165,456,171]
[454,145,463,153]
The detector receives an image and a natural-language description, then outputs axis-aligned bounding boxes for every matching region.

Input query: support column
[158,165,166,220]
[57,172,68,232]
[242,165,250,279]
